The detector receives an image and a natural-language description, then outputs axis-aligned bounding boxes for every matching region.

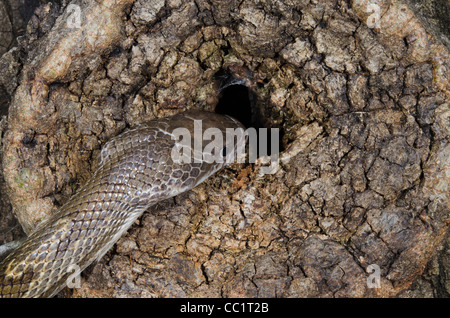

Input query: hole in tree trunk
[215,72,284,158]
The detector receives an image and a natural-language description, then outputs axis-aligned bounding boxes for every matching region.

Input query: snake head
[168,110,248,178]
[145,110,247,196]
[98,109,247,207]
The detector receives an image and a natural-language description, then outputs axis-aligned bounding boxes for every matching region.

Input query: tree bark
[0,0,448,297]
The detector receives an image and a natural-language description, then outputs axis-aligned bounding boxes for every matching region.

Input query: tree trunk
[0,0,449,297]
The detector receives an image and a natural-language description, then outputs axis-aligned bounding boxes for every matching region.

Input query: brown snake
[0,110,246,297]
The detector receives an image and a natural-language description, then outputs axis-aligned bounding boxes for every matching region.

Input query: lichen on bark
[0,0,449,297]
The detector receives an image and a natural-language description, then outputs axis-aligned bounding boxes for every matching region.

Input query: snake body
[0,110,245,298]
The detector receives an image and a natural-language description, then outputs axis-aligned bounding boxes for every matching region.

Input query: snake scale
[0,110,246,298]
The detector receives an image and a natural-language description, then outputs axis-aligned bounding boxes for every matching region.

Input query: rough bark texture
[0,0,449,297]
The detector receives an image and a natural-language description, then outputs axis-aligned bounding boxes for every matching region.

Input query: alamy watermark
[366,264,381,288]
[365,3,381,29]
[66,264,81,289]
[66,262,382,291]
[170,120,279,175]
[66,4,82,29]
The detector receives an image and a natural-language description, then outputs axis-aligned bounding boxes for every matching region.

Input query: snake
[0,110,246,298]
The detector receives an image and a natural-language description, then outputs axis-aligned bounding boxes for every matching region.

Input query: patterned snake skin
[0,110,245,297]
